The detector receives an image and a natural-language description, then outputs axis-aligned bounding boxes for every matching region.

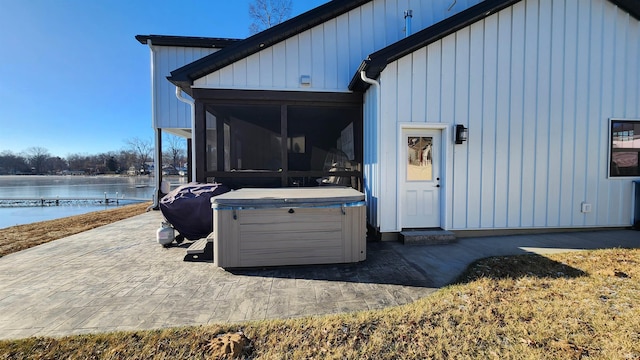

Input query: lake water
[0,175,187,229]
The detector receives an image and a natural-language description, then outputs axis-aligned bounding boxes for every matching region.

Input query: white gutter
[360,70,382,228]
[360,70,380,113]
[175,86,196,183]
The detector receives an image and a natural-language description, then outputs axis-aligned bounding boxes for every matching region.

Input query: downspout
[360,69,381,230]
[360,70,380,129]
[175,86,196,183]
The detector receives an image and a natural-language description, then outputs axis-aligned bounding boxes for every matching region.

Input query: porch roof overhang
[135,34,241,48]
[167,0,371,93]
[348,0,640,92]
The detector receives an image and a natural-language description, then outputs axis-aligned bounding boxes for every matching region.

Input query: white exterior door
[401,128,441,228]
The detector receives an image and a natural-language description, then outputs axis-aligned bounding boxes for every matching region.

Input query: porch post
[153,127,163,208]
[194,102,206,182]
[280,104,288,187]
[186,138,192,181]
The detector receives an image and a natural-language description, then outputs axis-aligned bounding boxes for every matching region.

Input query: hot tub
[211,187,366,268]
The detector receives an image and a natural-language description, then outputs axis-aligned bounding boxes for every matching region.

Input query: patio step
[400,230,457,245]
[184,233,214,262]
[186,233,214,254]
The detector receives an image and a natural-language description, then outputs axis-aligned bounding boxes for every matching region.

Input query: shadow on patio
[226,242,435,288]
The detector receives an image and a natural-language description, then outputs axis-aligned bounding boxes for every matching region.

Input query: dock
[0,195,150,207]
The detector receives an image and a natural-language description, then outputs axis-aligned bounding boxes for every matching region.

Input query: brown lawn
[0,202,151,257]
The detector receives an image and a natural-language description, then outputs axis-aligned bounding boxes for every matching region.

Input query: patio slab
[0,210,637,340]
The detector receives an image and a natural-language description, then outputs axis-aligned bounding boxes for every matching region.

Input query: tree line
[0,136,187,176]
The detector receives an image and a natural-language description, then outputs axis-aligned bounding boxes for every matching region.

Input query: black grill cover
[159,182,230,240]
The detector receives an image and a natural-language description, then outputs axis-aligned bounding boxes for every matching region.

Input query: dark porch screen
[287,106,360,187]
[206,105,281,172]
[202,99,362,190]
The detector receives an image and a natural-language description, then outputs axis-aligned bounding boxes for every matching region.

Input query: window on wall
[406,136,433,181]
[610,120,640,177]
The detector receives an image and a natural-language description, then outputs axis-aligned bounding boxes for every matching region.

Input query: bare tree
[249,0,293,34]
[163,134,186,168]
[125,137,153,174]
[24,147,51,174]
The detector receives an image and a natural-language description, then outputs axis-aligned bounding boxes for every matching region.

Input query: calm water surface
[0,175,185,229]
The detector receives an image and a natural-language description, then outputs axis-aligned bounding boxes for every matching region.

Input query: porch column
[186,138,192,181]
[153,127,163,208]
[194,101,206,182]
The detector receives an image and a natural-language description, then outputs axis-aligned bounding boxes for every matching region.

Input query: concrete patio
[0,210,637,340]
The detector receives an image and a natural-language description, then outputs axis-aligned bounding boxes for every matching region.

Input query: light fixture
[455,124,468,144]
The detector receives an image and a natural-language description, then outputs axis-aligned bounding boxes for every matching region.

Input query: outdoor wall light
[455,124,468,144]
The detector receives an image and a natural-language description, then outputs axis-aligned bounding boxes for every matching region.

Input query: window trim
[608,118,640,179]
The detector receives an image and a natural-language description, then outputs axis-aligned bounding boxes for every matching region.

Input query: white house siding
[194,0,482,91]
[151,45,220,130]
[375,0,640,231]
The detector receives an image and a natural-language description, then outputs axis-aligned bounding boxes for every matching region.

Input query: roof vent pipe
[404,10,413,37]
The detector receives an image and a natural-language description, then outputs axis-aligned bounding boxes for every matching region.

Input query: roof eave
[347,61,371,92]
[135,34,241,48]
[168,0,370,89]
[348,0,522,91]
[379,0,518,75]
[350,0,640,91]
[609,0,640,20]
[167,78,195,97]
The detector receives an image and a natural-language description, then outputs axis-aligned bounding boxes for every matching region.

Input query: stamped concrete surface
[0,210,637,340]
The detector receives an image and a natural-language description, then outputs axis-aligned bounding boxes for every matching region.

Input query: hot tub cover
[160,182,230,240]
[211,187,365,209]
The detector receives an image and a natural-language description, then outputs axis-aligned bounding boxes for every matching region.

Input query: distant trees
[0,148,66,175]
[118,151,139,173]
[67,154,91,173]
[48,156,68,174]
[163,134,186,169]
[106,156,118,173]
[25,147,51,175]
[0,135,188,176]
[0,150,136,175]
[0,151,30,174]
[125,137,153,173]
[248,0,293,34]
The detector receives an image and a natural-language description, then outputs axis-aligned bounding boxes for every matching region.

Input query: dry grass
[0,202,151,257]
[1,246,638,359]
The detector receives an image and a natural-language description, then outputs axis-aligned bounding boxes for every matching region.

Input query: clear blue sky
[0,0,328,158]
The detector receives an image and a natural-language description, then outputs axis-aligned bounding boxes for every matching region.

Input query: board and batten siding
[373,0,640,232]
[151,45,220,130]
[194,0,482,91]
